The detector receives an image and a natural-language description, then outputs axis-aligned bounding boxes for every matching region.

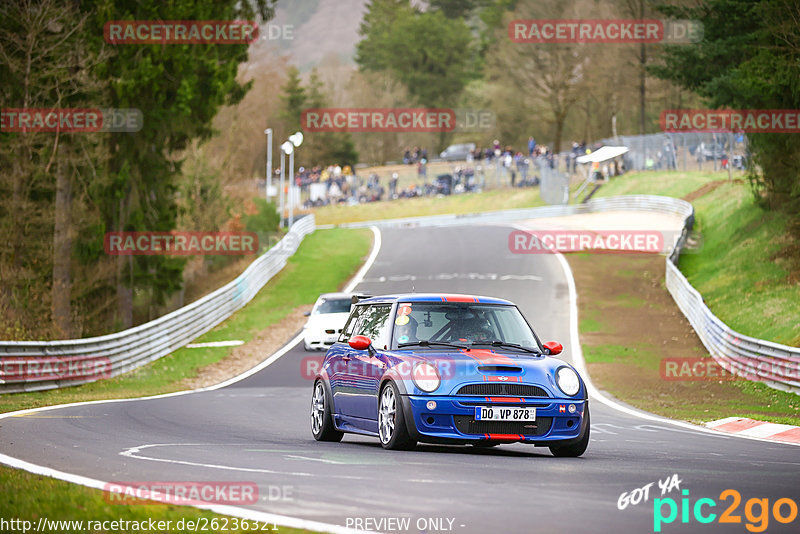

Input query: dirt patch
[681,179,741,203]
[568,253,800,424]
[179,306,308,390]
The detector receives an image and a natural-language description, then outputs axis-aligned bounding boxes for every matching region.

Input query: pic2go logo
[654,489,798,532]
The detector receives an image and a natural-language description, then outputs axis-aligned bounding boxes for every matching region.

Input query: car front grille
[453,415,552,437]
[458,401,550,408]
[456,383,549,397]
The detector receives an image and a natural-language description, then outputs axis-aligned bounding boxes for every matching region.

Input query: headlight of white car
[412,363,440,393]
[556,366,581,396]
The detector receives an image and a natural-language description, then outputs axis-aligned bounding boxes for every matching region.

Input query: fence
[0,216,316,394]
[597,131,749,173]
[325,195,800,394]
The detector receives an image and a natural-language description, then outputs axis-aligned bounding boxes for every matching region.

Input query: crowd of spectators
[269,135,562,209]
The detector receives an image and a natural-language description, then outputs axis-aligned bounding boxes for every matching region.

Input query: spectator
[417,158,428,182]
[528,136,536,156]
[389,172,399,198]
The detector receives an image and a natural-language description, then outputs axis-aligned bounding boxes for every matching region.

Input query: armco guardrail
[0,216,315,393]
[324,194,800,394]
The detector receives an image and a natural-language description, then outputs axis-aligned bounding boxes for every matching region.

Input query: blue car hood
[380,348,582,398]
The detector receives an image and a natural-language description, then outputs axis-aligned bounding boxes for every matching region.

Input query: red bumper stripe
[486,434,524,440]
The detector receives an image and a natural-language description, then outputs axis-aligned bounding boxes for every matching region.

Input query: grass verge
[677,182,800,346]
[0,228,372,415]
[585,169,732,200]
[0,466,309,534]
[309,187,544,226]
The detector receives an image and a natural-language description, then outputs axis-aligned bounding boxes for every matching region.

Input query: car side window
[352,305,392,348]
[339,305,365,342]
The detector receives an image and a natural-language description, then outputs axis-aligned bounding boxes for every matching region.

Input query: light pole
[264,128,273,202]
[287,132,304,228]
[280,141,293,228]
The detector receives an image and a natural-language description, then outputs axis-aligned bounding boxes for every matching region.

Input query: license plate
[475,406,536,421]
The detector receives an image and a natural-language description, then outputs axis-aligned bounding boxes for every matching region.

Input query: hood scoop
[478,365,523,374]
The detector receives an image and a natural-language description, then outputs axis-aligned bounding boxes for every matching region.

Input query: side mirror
[543,341,563,355]
[303,311,311,317]
[349,335,372,351]
[349,335,376,355]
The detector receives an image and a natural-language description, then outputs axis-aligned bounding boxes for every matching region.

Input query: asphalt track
[1,225,799,533]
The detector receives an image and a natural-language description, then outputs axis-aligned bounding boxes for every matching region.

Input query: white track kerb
[0,226,382,534]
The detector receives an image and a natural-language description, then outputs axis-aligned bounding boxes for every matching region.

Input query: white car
[303,293,355,351]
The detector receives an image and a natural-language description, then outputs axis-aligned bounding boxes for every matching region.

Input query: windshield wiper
[398,340,470,350]
[471,341,541,354]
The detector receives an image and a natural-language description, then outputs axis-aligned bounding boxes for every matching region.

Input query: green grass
[678,183,800,346]
[583,344,630,364]
[0,228,372,415]
[311,187,545,226]
[583,343,662,370]
[615,293,648,308]
[0,465,310,534]
[579,309,607,333]
[586,169,731,200]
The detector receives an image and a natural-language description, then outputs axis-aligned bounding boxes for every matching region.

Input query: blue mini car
[310,293,590,456]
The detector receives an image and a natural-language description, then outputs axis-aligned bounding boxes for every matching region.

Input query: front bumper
[304,331,339,349]
[400,395,587,444]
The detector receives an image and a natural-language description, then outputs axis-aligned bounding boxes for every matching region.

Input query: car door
[328,304,366,417]
[345,304,393,429]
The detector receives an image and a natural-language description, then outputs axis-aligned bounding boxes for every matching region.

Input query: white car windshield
[315,298,352,314]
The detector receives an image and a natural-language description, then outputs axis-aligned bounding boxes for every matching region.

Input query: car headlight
[556,366,581,396]
[412,363,440,393]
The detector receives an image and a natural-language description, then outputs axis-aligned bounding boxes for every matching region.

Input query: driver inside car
[448,312,493,343]
[395,315,420,344]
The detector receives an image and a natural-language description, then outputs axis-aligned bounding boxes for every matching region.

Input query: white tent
[576,145,629,164]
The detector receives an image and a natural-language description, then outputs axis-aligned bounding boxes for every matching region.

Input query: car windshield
[315,298,352,315]
[392,302,540,351]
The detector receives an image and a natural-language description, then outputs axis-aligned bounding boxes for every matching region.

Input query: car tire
[549,406,590,457]
[311,380,343,442]
[378,381,416,450]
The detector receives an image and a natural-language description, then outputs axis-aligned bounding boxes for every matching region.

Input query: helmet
[448,310,492,341]
[395,315,419,344]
